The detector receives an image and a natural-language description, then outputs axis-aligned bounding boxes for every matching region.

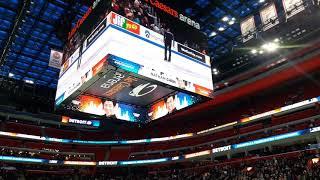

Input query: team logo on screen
[145,30,150,38]
[129,83,157,97]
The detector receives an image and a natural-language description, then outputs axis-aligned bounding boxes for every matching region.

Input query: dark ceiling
[0,0,319,88]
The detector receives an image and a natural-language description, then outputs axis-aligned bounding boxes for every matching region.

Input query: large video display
[56,12,213,103]
[56,0,213,122]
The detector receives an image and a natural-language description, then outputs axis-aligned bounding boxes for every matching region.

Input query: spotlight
[209,31,217,37]
[25,80,34,84]
[247,167,253,171]
[222,16,229,22]
[8,73,14,77]
[312,158,319,164]
[251,49,257,54]
[218,27,225,31]
[228,20,235,25]
[261,42,279,52]
[212,68,219,75]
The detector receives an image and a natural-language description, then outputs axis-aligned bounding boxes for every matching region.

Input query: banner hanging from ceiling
[260,3,279,31]
[49,50,63,69]
[282,0,305,19]
[240,16,256,42]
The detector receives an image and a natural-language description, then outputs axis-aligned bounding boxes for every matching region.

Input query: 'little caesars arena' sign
[144,0,200,30]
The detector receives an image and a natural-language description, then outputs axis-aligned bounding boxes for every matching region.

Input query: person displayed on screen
[164,28,174,62]
[103,100,118,118]
[166,96,176,114]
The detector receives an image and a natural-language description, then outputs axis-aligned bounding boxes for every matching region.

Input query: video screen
[85,69,175,106]
[110,0,206,51]
[148,92,199,121]
[69,95,146,123]
[56,0,213,123]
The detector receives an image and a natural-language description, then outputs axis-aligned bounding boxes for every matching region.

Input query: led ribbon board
[0,126,320,166]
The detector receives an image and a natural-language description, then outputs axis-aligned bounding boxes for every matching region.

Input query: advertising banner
[260,3,279,31]
[240,16,256,42]
[282,0,305,18]
[49,50,63,69]
[61,116,100,127]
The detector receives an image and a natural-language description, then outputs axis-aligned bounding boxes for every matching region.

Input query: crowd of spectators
[0,148,93,161]
[111,0,204,52]
[0,151,319,179]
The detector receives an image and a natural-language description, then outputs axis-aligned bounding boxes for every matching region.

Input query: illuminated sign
[310,127,320,133]
[120,158,168,165]
[185,150,210,159]
[145,0,200,29]
[197,122,237,135]
[49,160,58,164]
[98,161,118,166]
[241,98,318,123]
[111,12,140,35]
[121,139,148,144]
[171,156,180,161]
[233,131,303,149]
[0,156,44,163]
[64,161,96,166]
[177,44,206,63]
[61,116,100,127]
[212,145,231,153]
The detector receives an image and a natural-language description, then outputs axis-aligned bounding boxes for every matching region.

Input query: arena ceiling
[0,0,318,88]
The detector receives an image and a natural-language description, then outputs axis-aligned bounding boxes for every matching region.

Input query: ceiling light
[218,27,225,31]
[259,0,265,3]
[274,38,280,43]
[228,20,235,25]
[25,80,34,84]
[251,49,257,54]
[259,50,264,54]
[209,31,217,37]
[213,71,219,75]
[231,17,236,21]
[213,68,217,72]
[8,73,14,77]
[222,16,229,22]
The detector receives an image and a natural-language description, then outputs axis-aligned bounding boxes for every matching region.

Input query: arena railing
[0,96,319,145]
[0,124,319,166]
[129,111,319,158]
